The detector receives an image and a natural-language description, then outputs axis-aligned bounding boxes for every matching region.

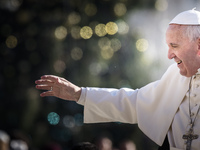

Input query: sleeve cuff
[77,87,86,105]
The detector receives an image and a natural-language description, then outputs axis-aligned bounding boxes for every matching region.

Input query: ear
[197,38,200,56]
[198,38,200,50]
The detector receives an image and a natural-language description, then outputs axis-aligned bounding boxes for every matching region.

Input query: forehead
[166,25,188,42]
[166,25,185,36]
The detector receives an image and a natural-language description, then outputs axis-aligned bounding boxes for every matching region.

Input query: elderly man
[35,8,200,150]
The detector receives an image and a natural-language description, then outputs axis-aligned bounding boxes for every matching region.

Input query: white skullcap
[169,8,200,25]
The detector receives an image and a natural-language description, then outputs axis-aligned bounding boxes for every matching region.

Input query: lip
[177,60,182,65]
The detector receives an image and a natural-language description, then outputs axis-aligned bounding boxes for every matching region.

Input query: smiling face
[166,24,200,77]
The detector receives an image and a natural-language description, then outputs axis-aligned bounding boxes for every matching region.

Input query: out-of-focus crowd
[0,130,136,150]
[0,130,28,150]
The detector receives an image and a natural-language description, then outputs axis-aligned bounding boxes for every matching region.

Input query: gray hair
[184,25,200,42]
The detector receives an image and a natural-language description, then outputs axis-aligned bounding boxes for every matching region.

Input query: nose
[168,48,175,59]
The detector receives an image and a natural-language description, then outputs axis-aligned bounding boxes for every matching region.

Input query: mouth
[177,60,182,65]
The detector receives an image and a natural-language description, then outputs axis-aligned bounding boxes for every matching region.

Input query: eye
[170,43,178,48]
[172,45,178,48]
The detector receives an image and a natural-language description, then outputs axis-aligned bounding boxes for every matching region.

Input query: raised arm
[35,75,81,102]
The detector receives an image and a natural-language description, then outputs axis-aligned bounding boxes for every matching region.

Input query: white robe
[78,63,190,146]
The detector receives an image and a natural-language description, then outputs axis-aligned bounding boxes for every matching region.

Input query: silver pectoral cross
[182,128,198,150]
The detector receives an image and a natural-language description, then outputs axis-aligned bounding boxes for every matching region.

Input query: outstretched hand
[35,75,82,102]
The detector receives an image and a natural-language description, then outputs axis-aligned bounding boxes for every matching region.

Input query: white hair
[185,25,200,42]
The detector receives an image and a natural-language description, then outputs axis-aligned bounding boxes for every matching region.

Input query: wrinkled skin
[166,24,200,77]
[35,75,81,101]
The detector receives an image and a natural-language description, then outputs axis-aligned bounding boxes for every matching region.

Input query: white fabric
[168,74,200,150]
[169,8,200,25]
[170,147,183,150]
[77,63,190,146]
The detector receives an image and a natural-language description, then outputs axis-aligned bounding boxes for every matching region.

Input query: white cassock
[77,63,200,150]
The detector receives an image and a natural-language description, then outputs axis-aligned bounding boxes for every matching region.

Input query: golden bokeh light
[155,0,168,11]
[53,60,66,73]
[101,47,114,60]
[98,37,111,50]
[95,24,107,37]
[114,3,127,17]
[71,47,83,61]
[80,26,93,39]
[136,39,149,52]
[6,35,18,48]
[85,3,97,16]
[68,12,81,25]
[116,20,129,35]
[71,26,81,39]
[111,38,121,51]
[98,37,115,59]
[105,22,118,35]
[89,62,108,76]
[55,26,67,40]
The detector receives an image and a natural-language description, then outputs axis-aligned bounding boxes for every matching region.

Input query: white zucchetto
[169,8,200,25]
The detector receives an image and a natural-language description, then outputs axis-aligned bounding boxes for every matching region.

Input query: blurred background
[0,0,200,149]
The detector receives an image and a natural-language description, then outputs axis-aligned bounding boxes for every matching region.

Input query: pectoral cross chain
[182,128,198,150]
[183,77,200,150]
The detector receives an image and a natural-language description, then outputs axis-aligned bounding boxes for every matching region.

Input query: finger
[41,75,60,82]
[41,75,69,85]
[60,77,68,83]
[40,91,54,97]
[35,79,54,85]
[36,85,52,91]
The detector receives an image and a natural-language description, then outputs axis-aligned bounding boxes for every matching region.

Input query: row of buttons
[189,74,200,118]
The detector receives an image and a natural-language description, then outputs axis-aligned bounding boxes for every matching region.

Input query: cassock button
[193,94,196,97]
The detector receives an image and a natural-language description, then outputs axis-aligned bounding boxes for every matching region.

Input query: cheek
[183,51,198,66]
[182,46,197,59]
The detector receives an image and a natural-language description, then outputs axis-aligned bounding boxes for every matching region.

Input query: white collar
[196,68,200,75]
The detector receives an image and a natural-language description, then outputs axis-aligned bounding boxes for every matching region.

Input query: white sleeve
[83,87,139,123]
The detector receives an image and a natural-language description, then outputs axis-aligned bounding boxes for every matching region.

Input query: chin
[179,70,189,77]
[180,72,194,77]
